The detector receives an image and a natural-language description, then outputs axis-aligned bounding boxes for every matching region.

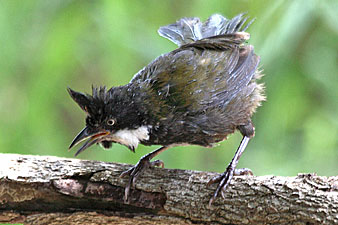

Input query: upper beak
[69,127,110,156]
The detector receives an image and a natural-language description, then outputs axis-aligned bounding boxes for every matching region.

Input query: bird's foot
[207,166,253,206]
[120,156,164,202]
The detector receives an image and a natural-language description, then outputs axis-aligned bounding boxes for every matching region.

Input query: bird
[67,13,265,206]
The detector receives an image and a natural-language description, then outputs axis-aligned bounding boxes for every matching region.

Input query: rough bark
[0,153,337,225]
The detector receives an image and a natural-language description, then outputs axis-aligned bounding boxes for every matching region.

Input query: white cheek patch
[109,125,151,150]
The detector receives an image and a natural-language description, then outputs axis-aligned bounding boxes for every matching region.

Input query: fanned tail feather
[158,13,254,47]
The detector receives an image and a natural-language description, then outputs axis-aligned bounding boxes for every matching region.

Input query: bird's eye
[107,119,115,126]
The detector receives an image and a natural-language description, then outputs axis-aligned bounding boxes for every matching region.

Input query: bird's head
[67,86,146,156]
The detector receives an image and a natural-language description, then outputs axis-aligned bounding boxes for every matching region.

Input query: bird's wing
[131,42,260,114]
[130,13,260,121]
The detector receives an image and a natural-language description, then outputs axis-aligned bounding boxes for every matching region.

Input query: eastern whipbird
[68,13,265,206]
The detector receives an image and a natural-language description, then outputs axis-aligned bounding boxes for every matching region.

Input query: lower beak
[69,127,110,156]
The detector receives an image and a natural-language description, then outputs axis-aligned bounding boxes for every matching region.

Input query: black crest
[67,86,111,115]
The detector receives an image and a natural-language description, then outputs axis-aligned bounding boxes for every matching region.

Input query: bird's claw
[208,167,253,206]
[120,157,164,202]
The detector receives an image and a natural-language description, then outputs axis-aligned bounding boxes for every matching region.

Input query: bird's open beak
[69,127,110,156]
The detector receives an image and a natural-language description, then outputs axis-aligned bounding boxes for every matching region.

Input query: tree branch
[0,153,337,224]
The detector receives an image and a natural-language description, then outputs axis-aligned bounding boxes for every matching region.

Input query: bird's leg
[208,121,255,206]
[208,136,252,205]
[120,146,169,202]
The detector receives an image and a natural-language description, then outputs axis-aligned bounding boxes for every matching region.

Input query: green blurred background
[0,0,337,176]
